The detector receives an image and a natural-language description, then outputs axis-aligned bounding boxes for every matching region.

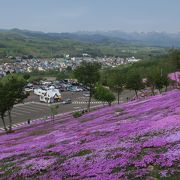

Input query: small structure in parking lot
[34,86,61,104]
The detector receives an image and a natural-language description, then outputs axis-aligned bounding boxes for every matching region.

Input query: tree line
[0,74,28,132]
[74,50,180,111]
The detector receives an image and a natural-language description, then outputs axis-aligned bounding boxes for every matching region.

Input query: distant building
[127,57,141,63]
[82,53,89,57]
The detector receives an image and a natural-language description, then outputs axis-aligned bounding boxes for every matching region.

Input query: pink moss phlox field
[168,71,180,83]
[0,90,180,179]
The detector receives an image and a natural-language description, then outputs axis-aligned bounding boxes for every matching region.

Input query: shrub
[94,85,115,106]
[74,149,92,157]
[73,111,82,118]
[28,130,49,136]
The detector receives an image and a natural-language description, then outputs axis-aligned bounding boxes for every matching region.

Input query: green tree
[56,72,67,80]
[154,72,170,93]
[100,68,111,86]
[74,62,101,111]
[146,67,170,94]
[126,69,144,98]
[49,105,59,121]
[94,85,115,106]
[56,67,73,80]
[0,82,8,131]
[23,73,31,80]
[154,74,165,93]
[169,50,180,71]
[0,74,28,132]
[146,66,159,95]
[161,74,170,91]
[107,69,125,104]
[29,76,45,83]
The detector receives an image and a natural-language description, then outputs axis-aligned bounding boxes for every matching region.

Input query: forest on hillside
[0,29,168,58]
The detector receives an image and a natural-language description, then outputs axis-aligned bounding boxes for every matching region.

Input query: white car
[76,87,83,92]
[24,88,33,92]
[83,93,90,97]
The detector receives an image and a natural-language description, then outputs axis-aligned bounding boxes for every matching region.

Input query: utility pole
[160,68,163,77]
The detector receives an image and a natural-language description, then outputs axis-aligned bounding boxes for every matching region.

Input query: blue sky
[0,0,180,33]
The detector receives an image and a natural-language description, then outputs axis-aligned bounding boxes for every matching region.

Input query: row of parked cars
[55,80,89,92]
[25,79,89,93]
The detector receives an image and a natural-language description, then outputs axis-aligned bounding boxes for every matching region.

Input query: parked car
[62,99,72,104]
[83,93,90,97]
[60,87,66,92]
[24,88,33,92]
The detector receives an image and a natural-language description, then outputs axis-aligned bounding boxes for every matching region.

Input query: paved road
[0,90,135,129]
[0,102,99,128]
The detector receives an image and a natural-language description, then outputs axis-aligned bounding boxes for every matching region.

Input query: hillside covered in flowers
[0,90,180,179]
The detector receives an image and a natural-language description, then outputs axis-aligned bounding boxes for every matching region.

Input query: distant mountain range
[69,30,180,47]
[0,29,179,58]
[0,28,125,44]
[99,31,180,47]
[1,29,180,47]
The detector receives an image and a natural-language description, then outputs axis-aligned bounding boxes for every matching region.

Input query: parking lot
[24,91,91,103]
[0,90,134,129]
